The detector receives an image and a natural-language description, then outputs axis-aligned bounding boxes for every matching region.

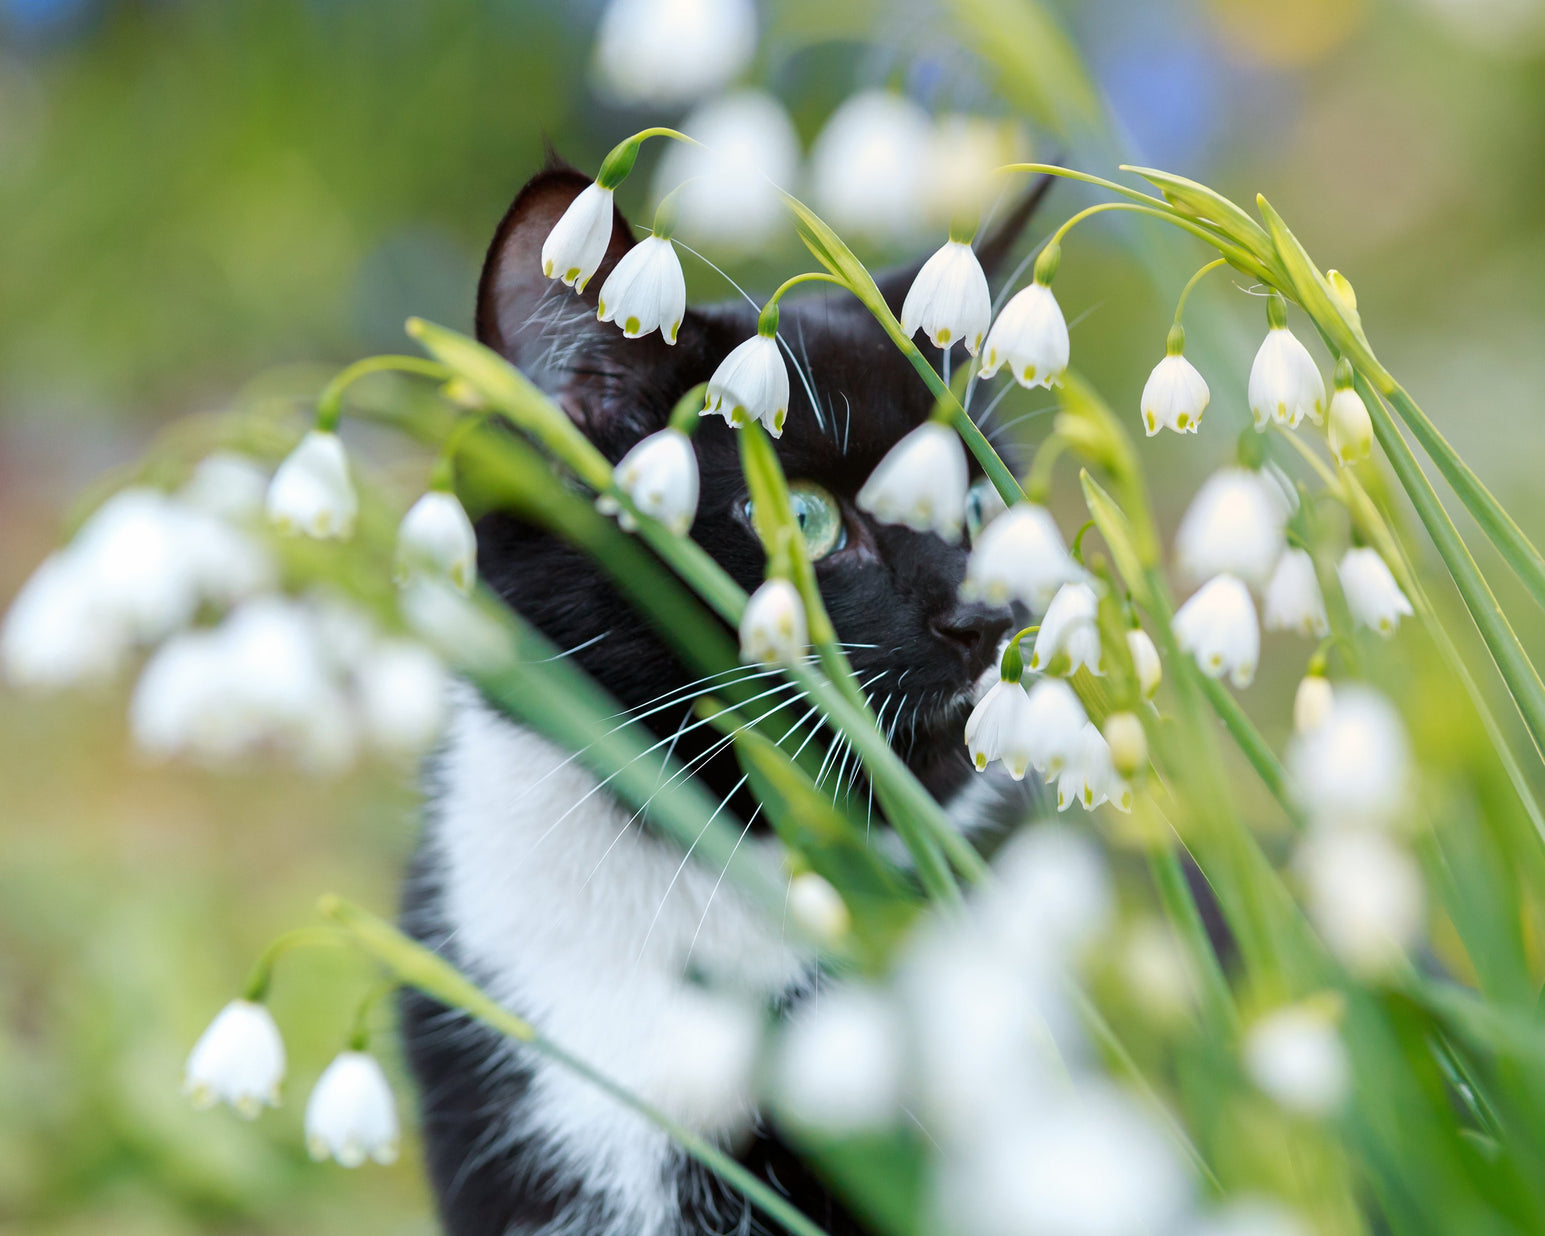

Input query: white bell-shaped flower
[597,427,700,535]
[1175,467,1287,589]
[1140,350,1209,436]
[2,551,130,689]
[396,490,478,595]
[1286,684,1411,831]
[787,872,851,945]
[1293,674,1334,734]
[773,985,903,1135]
[1337,547,1412,637]
[810,91,933,243]
[1244,1004,1349,1117]
[1249,323,1325,430]
[305,1051,400,1167]
[964,678,1035,779]
[184,999,286,1118]
[1028,581,1102,677]
[1173,574,1259,688]
[356,638,448,756]
[978,281,1069,390]
[1018,676,1088,777]
[1327,385,1373,466]
[1127,627,1163,700]
[267,430,358,540]
[180,451,270,522]
[540,181,615,292]
[703,333,790,437]
[1263,547,1328,638]
[1298,829,1424,978]
[901,238,992,355]
[597,235,687,343]
[739,578,807,664]
[856,422,969,543]
[960,502,1084,612]
[1056,721,1131,812]
[593,0,756,108]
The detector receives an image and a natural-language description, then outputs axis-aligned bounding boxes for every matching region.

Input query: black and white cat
[400,164,1050,1236]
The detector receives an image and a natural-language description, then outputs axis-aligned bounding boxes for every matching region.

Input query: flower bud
[1102,711,1147,779]
[1293,673,1334,735]
[787,871,851,945]
[739,579,807,664]
[1327,373,1373,467]
[1126,627,1162,700]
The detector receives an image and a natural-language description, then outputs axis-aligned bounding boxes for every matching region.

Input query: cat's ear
[874,171,1058,315]
[475,162,704,441]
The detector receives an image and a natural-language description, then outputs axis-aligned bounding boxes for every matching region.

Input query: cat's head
[473,162,1048,799]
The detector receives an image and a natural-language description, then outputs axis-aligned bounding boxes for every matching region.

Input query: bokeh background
[5,0,1545,1231]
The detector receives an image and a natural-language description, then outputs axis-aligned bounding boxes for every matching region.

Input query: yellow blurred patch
[1204,0,1368,67]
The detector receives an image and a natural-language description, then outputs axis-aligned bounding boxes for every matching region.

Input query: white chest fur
[428,689,809,1236]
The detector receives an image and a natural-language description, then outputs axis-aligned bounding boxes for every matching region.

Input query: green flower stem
[1148,843,1239,1036]
[346,978,399,1052]
[320,897,828,1236]
[315,355,452,432]
[1172,257,1228,325]
[241,927,346,1002]
[764,271,846,313]
[1192,674,1297,821]
[598,127,700,190]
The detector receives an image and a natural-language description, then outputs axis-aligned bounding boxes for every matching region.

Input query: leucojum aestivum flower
[11,76,1545,1236]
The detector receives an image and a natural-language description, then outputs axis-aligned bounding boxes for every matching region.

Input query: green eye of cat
[741,482,848,560]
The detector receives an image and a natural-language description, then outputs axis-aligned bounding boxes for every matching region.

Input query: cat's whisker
[841,392,853,456]
[972,377,1018,430]
[521,629,611,662]
[986,402,1058,444]
[792,316,826,435]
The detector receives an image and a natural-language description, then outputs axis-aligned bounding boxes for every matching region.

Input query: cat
[400,160,1052,1236]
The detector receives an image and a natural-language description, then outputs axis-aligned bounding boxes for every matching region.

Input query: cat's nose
[930,602,1014,675]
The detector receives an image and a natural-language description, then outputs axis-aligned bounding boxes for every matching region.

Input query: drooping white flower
[923,113,1026,230]
[654,990,762,1132]
[1127,627,1163,700]
[960,502,1084,612]
[267,430,357,540]
[1029,581,1102,677]
[856,422,969,542]
[597,235,687,343]
[964,678,1036,779]
[810,91,933,243]
[739,578,806,664]
[1019,677,1089,777]
[1248,324,1325,430]
[593,0,757,108]
[702,333,790,437]
[305,1051,400,1167]
[1173,574,1259,688]
[651,91,800,255]
[1102,711,1147,779]
[396,490,478,595]
[978,281,1069,390]
[1293,674,1334,734]
[985,826,1114,962]
[540,181,615,292]
[598,428,699,535]
[1140,352,1210,436]
[902,238,992,355]
[787,871,850,945]
[356,638,448,756]
[1298,829,1424,978]
[1286,685,1411,830]
[1057,721,1131,812]
[1337,547,1413,637]
[772,986,903,1135]
[184,1000,286,1118]
[1327,385,1373,466]
[2,551,130,688]
[1175,467,1287,589]
[1263,547,1328,638]
[179,451,270,522]
[1244,1003,1349,1117]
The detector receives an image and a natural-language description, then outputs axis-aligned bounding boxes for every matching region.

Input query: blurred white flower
[1293,674,1334,734]
[810,91,933,242]
[703,333,789,436]
[267,430,358,540]
[179,451,269,522]
[978,281,1070,390]
[401,579,514,672]
[2,551,130,688]
[1260,460,1300,519]
[1245,1003,1349,1117]
[902,239,992,355]
[985,825,1114,962]
[1029,581,1102,677]
[652,91,800,255]
[598,427,700,536]
[593,0,757,108]
[787,871,850,945]
[1120,919,1197,1025]
[356,638,448,756]
[597,235,687,343]
[1248,325,1325,430]
[1127,627,1163,700]
[1263,548,1328,638]
[540,181,615,292]
[1019,677,1089,777]
[305,1051,400,1167]
[1298,829,1424,978]
[1057,721,1131,813]
[856,422,969,543]
[1328,384,1373,466]
[1338,547,1413,637]
[924,114,1025,229]
[1102,710,1147,778]
[1173,574,1259,688]
[1287,685,1411,830]
[1140,352,1209,436]
[772,986,902,1135]
[961,502,1084,612]
[396,491,478,595]
[739,578,806,664]
[1175,468,1287,589]
[1189,1197,1312,1236]
[964,678,1036,779]
[184,999,286,1118]
[655,990,762,1132]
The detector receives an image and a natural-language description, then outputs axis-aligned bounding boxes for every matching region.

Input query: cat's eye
[741,481,848,560]
[965,477,1007,545]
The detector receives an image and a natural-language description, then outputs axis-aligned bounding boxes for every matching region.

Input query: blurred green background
[5,0,1545,1231]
